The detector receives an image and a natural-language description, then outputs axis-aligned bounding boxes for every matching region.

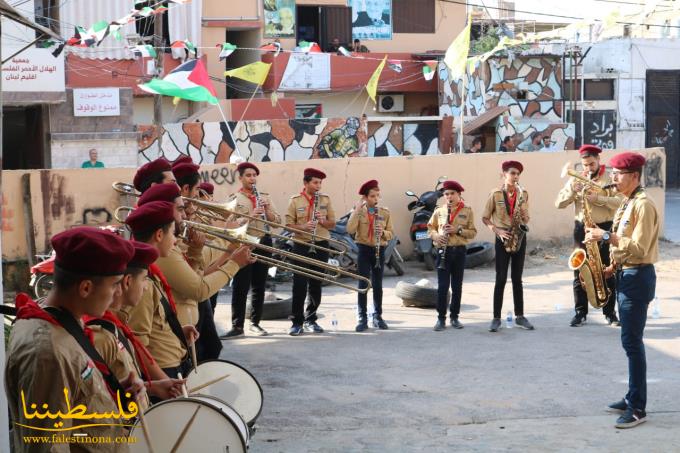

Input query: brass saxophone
[503,184,528,254]
[567,180,611,308]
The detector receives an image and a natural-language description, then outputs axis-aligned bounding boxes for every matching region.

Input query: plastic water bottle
[651,297,660,319]
[331,312,339,332]
[506,311,514,329]
[554,303,563,312]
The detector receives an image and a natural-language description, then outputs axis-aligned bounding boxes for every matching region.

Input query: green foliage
[472,27,500,54]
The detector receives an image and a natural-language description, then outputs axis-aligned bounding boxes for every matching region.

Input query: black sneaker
[607,399,628,413]
[489,318,501,332]
[615,408,647,429]
[355,320,368,332]
[606,314,621,327]
[570,314,587,327]
[450,318,464,329]
[220,327,244,339]
[303,321,324,333]
[372,316,389,330]
[249,324,269,336]
[288,324,304,336]
[433,319,446,331]
[515,316,535,330]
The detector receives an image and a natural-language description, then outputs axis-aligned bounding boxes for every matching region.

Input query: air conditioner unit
[378,94,405,113]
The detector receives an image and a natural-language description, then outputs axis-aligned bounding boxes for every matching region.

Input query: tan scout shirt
[228,189,281,238]
[120,276,186,369]
[555,170,621,224]
[611,188,659,267]
[157,245,240,325]
[6,319,128,453]
[346,205,394,246]
[90,325,150,411]
[286,192,336,242]
[482,188,530,229]
[427,203,477,246]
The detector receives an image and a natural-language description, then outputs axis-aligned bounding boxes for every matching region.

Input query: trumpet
[180,220,371,294]
[560,164,616,193]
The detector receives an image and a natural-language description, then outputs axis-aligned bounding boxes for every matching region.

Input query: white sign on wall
[1,48,65,92]
[279,53,331,91]
[73,88,121,117]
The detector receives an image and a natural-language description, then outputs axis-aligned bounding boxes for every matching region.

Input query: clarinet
[308,191,320,254]
[373,207,381,269]
[437,203,452,270]
[251,184,270,234]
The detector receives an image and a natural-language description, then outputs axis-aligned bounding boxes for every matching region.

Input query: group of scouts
[3,147,659,450]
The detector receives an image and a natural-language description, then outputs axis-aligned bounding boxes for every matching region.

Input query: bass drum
[186,359,263,426]
[129,395,248,453]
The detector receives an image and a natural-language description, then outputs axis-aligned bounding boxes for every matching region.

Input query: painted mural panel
[496,116,575,152]
[263,0,296,38]
[349,0,392,40]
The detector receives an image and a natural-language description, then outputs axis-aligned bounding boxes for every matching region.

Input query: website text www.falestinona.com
[22,433,137,446]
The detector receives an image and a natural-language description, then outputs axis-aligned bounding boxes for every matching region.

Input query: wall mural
[495,116,575,151]
[367,122,440,156]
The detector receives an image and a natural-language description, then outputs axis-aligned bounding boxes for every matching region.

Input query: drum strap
[86,319,138,370]
[151,280,190,353]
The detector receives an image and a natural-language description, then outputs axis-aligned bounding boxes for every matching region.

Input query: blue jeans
[357,244,385,319]
[617,264,656,411]
[436,245,466,320]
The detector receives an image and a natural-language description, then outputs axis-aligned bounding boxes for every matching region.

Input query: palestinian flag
[388,60,403,73]
[171,40,197,60]
[260,42,282,56]
[139,59,218,104]
[338,46,352,57]
[218,42,237,60]
[423,60,437,81]
[130,44,156,58]
[298,41,321,53]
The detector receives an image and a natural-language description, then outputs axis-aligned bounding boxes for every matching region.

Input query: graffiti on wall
[496,115,575,151]
[575,110,616,149]
[439,56,563,121]
[644,151,665,188]
[367,122,440,156]
[139,117,369,164]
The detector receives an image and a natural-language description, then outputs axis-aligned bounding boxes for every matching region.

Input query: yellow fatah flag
[444,16,471,82]
[224,61,271,86]
[366,56,387,103]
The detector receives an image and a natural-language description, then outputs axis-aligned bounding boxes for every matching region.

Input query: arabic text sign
[279,53,331,91]
[2,48,65,92]
[73,88,121,117]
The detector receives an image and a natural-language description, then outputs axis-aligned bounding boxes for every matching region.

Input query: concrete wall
[292,92,439,119]
[1,149,666,263]
[50,138,139,169]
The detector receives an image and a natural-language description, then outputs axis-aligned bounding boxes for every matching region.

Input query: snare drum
[185,359,263,426]
[129,395,248,453]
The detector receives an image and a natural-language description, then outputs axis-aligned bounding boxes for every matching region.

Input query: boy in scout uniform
[347,180,394,332]
[223,162,281,338]
[285,168,336,336]
[6,227,140,452]
[585,152,659,429]
[86,241,186,411]
[556,144,622,327]
[133,157,176,193]
[482,160,535,333]
[427,180,477,331]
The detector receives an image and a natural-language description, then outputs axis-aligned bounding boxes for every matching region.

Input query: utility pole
[153,4,164,152]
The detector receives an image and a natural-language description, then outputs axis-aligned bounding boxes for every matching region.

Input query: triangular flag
[130,44,156,58]
[422,61,437,81]
[136,7,155,17]
[218,43,237,60]
[366,56,387,103]
[388,60,403,73]
[338,46,352,57]
[86,20,110,46]
[224,61,272,86]
[298,41,321,53]
[168,0,192,3]
[444,16,471,81]
[260,42,282,56]
[139,59,218,104]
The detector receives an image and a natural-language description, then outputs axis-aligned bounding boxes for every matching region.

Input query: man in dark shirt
[498,136,513,152]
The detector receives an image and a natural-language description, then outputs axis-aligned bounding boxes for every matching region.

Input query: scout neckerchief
[502,187,518,218]
[300,189,315,221]
[147,264,190,352]
[239,188,257,209]
[614,185,643,236]
[367,206,378,240]
[449,201,465,224]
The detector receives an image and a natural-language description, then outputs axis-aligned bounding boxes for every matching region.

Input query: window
[564,79,615,101]
[393,0,435,33]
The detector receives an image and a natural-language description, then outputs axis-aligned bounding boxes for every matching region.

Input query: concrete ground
[665,189,680,242]
[213,241,680,453]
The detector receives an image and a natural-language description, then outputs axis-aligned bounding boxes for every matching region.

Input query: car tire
[465,241,495,269]
[395,281,449,308]
[246,296,292,320]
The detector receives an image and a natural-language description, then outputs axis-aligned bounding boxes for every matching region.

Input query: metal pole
[153,7,164,154]
[580,57,585,148]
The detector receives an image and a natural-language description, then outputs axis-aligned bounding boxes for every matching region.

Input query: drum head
[192,395,249,445]
[129,397,246,453]
[186,360,263,426]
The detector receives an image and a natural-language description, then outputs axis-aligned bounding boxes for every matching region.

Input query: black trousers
[572,220,616,317]
[493,236,526,319]
[196,299,222,361]
[161,358,192,379]
[291,240,330,326]
[231,235,273,328]
[436,245,466,320]
[209,293,218,313]
[357,244,385,319]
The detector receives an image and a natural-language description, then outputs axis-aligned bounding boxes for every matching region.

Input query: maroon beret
[609,152,646,170]
[199,182,214,195]
[127,240,159,269]
[125,201,176,234]
[236,162,260,175]
[358,179,379,196]
[133,158,172,192]
[579,144,602,157]
[304,168,326,179]
[138,183,181,206]
[172,155,194,168]
[173,162,200,181]
[442,180,464,193]
[502,160,524,173]
[51,226,134,276]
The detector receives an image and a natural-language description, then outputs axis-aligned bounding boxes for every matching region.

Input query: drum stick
[177,372,189,398]
[169,405,202,453]
[188,312,198,375]
[132,372,155,453]
[187,373,231,394]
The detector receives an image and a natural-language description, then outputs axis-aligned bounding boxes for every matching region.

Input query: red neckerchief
[240,188,257,209]
[300,189,315,221]
[449,201,465,223]
[507,190,518,218]
[367,206,377,240]
[148,264,177,313]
